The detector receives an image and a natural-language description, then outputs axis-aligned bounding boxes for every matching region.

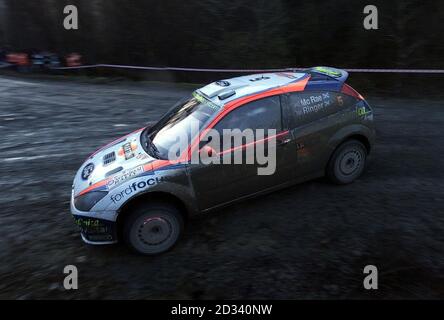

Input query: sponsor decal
[356,101,372,119]
[300,92,331,115]
[106,165,144,189]
[192,92,220,111]
[136,153,149,160]
[73,216,115,240]
[357,106,371,116]
[313,66,342,78]
[118,142,137,160]
[81,163,95,180]
[74,217,100,228]
[110,176,165,203]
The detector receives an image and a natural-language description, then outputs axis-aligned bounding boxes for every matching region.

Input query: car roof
[196,72,307,107]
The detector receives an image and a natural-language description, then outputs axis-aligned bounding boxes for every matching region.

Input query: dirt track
[1,74,444,299]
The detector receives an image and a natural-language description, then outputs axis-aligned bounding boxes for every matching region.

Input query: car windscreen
[147,92,220,160]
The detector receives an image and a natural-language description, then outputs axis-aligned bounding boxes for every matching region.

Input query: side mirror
[199,145,216,158]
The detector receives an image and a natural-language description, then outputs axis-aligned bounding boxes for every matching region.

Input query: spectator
[65,53,82,67]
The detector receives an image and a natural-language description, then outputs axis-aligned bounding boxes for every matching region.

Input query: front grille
[103,151,116,166]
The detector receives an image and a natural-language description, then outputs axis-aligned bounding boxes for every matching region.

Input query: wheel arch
[115,191,190,240]
[328,124,374,155]
[344,133,371,154]
[324,125,374,176]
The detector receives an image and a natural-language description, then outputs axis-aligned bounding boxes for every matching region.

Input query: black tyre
[123,202,184,255]
[327,139,367,184]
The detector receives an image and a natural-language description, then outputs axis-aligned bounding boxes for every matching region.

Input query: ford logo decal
[81,163,95,180]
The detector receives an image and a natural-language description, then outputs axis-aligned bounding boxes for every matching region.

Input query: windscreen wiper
[145,133,161,159]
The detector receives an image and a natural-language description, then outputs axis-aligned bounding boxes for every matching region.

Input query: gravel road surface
[1,75,443,299]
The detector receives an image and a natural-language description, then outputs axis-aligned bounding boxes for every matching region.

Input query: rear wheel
[123,202,184,255]
[327,140,367,184]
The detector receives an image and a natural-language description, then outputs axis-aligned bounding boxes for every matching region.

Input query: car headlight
[74,191,108,211]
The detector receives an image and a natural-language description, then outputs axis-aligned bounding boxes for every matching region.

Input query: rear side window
[215,95,283,134]
[288,91,353,128]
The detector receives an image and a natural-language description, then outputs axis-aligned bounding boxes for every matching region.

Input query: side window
[208,95,283,151]
[214,95,283,135]
[288,91,351,128]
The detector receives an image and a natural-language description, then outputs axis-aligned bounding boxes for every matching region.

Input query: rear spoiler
[307,66,349,83]
[307,66,365,100]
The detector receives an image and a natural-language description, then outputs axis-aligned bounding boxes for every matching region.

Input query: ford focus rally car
[71,66,375,255]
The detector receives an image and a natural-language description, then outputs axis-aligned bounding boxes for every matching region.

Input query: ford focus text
[71,66,375,255]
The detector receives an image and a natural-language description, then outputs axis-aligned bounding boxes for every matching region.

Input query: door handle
[277,138,292,146]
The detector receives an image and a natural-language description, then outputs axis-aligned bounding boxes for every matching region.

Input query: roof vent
[216,80,230,87]
[249,75,270,82]
[218,90,236,100]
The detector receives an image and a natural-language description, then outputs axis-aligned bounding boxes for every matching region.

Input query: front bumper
[71,190,118,245]
[73,215,118,244]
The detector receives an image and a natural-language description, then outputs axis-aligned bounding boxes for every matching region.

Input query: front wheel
[327,140,367,184]
[123,203,184,255]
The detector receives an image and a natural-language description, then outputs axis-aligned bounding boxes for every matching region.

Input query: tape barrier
[344,68,444,74]
[49,64,444,74]
[52,64,295,72]
[0,62,12,69]
[0,61,442,74]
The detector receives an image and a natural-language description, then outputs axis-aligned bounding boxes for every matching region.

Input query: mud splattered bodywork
[70,67,375,245]
[71,129,196,243]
